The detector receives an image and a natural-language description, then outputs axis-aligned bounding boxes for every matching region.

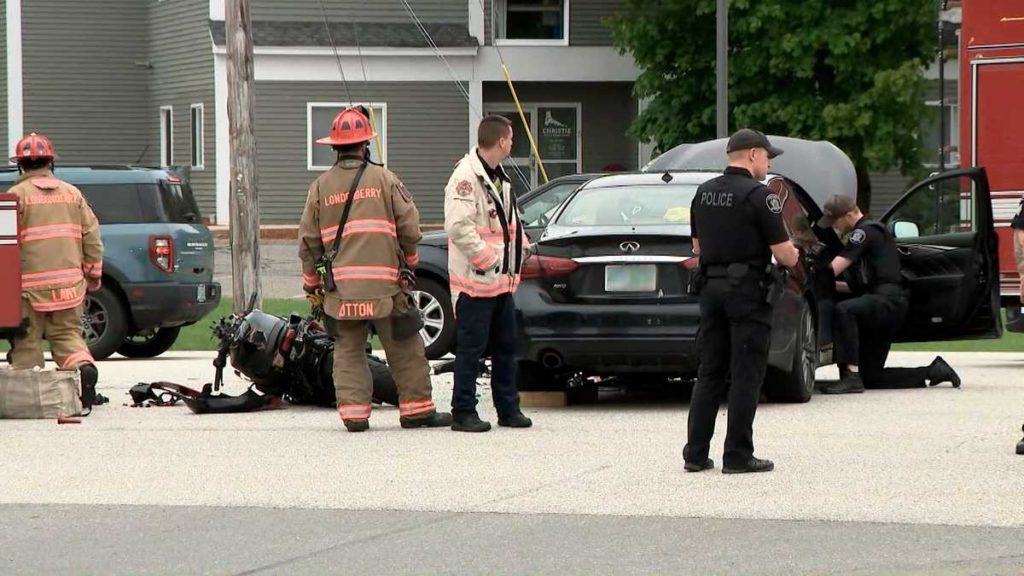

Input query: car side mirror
[892,220,920,239]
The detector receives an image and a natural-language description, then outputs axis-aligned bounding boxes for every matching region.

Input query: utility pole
[716,0,729,138]
[226,0,262,313]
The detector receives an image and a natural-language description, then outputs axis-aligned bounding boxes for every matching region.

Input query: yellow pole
[501,64,549,183]
[366,106,385,166]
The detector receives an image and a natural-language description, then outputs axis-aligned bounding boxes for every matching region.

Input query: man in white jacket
[444,115,533,432]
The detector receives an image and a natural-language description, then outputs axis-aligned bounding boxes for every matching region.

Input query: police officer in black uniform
[1010,198,1024,455]
[816,194,961,394]
[683,129,800,475]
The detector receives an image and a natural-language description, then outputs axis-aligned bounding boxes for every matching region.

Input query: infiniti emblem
[620,241,640,253]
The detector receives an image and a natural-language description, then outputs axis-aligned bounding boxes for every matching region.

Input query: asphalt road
[1,351,1023,574]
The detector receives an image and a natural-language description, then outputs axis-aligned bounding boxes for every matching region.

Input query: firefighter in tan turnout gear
[6,133,102,410]
[299,107,452,432]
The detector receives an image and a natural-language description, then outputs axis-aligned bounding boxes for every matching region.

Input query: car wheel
[81,285,129,361]
[763,299,816,403]
[412,277,455,360]
[117,326,181,359]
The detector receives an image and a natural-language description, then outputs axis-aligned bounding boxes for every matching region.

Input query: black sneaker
[400,412,454,429]
[498,412,533,428]
[722,457,774,474]
[344,419,370,432]
[928,356,961,388]
[452,414,491,433]
[819,373,865,394]
[684,458,714,473]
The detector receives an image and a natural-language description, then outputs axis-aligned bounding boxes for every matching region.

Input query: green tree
[608,0,937,212]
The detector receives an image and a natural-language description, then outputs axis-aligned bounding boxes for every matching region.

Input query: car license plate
[197,284,207,303]
[605,265,657,292]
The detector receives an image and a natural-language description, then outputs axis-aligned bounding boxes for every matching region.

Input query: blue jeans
[452,292,521,419]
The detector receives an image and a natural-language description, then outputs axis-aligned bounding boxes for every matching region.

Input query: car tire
[82,285,129,361]
[117,326,181,359]
[369,355,400,406]
[412,277,455,360]
[764,299,816,403]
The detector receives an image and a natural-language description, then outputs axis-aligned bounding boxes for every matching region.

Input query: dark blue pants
[452,292,521,420]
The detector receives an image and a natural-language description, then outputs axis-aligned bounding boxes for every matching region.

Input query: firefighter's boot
[79,363,98,413]
[400,411,453,429]
[1017,424,1024,456]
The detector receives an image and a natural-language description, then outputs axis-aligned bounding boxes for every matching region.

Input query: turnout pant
[8,299,94,370]
[328,296,436,424]
[834,292,929,389]
[684,278,772,468]
[452,293,521,420]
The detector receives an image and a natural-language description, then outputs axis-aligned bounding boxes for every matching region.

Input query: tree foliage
[608,0,937,208]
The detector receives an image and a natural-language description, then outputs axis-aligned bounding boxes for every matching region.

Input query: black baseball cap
[726,129,784,159]
[817,194,858,228]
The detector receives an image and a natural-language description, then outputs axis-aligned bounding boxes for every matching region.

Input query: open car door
[881,167,1001,341]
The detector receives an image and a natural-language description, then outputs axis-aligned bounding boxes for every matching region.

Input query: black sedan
[412,173,603,359]
[515,137,1002,403]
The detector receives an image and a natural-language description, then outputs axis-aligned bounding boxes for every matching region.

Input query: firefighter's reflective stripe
[302,272,321,289]
[82,260,102,278]
[20,223,83,243]
[21,267,84,288]
[332,265,399,282]
[449,273,520,298]
[320,219,398,244]
[467,245,498,270]
[399,399,436,417]
[61,349,94,369]
[337,403,372,420]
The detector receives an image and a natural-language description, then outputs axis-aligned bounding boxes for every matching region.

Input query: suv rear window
[78,181,201,224]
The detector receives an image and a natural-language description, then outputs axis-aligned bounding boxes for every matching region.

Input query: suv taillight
[521,255,579,280]
[149,236,174,273]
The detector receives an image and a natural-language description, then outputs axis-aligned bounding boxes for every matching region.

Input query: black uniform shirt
[840,217,903,286]
[690,166,788,266]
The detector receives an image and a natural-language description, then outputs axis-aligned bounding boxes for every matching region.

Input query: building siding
[21,1,150,165]
[149,0,217,220]
[0,0,7,153]
[254,81,469,224]
[570,0,624,46]
[484,81,638,173]
[252,0,466,24]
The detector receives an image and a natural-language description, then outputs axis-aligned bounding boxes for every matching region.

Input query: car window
[520,182,581,228]
[556,184,698,226]
[78,184,155,224]
[884,175,973,237]
[769,178,817,245]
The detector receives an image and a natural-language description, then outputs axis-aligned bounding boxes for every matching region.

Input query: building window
[494,0,569,45]
[190,104,204,169]
[160,106,174,167]
[922,100,959,169]
[307,103,387,171]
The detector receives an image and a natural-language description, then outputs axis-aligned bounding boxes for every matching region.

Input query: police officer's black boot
[927,356,961,388]
[722,457,774,474]
[819,370,864,394]
[400,411,454,429]
[79,363,98,415]
[1016,424,1024,456]
[498,412,532,428]
[451,413,491,432]
[684,458,714,473]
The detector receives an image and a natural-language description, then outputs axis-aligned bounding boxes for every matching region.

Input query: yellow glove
[306,289,324,311]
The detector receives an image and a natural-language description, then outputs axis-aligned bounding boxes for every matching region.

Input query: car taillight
[680,257,699,270]
[149,236,174,273]
[521,255,579,280]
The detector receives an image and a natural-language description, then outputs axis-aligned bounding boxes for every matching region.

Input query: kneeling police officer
[683,129,799,475]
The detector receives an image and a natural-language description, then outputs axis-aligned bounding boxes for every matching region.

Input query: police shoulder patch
[456,180,474,197]
[765,193,783,214]
[850,229,867,244]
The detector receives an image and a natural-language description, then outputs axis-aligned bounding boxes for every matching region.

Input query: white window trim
[306,102,388,171]
[160,106,174,167]
[923,99,960,169]
[190,103,205,170]
[493,0,571,47]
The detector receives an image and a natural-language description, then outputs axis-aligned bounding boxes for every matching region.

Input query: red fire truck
[960,0,1024,323]
[0,193,21,338]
